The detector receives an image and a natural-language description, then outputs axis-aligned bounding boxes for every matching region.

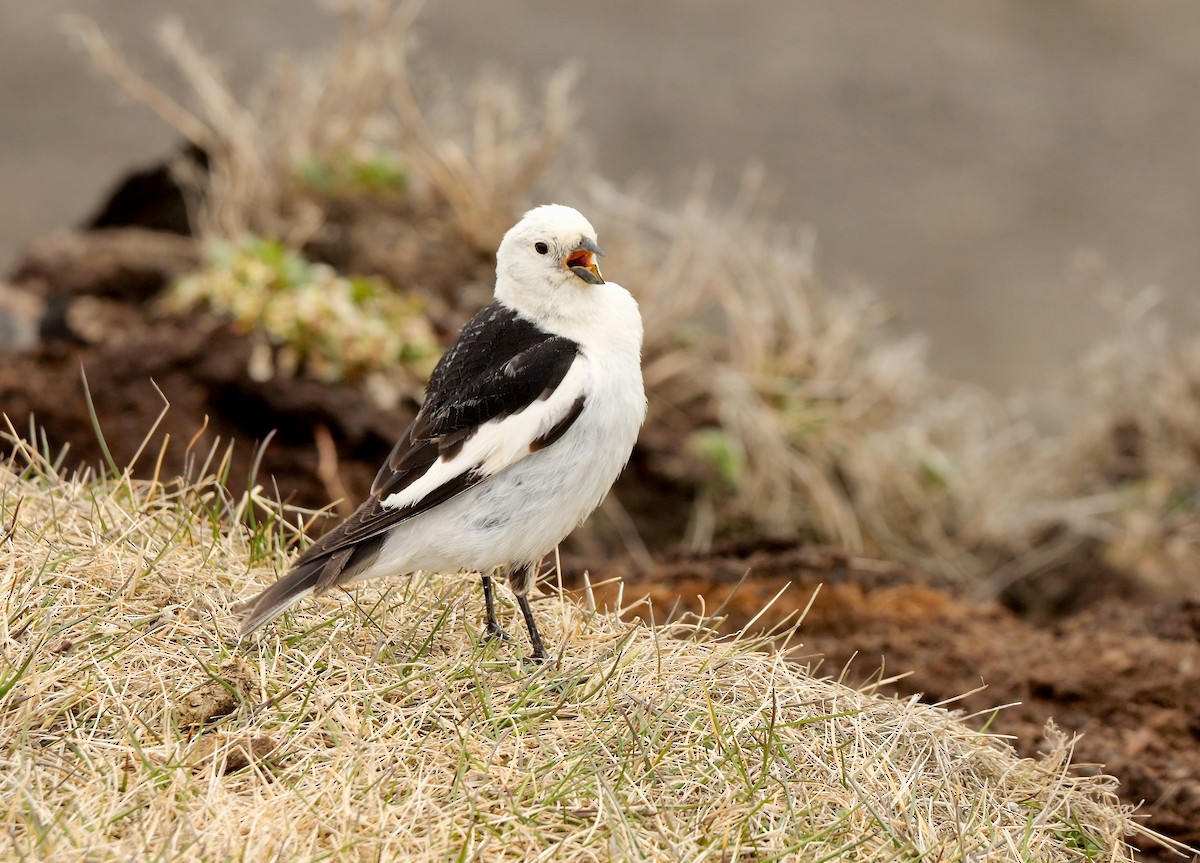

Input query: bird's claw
[485,622,513,644]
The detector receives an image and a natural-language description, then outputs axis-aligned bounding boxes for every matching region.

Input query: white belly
[369,353,645,578]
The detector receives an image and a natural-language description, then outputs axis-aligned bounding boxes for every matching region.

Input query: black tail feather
[236,557,326,636]
[236,532,387,636]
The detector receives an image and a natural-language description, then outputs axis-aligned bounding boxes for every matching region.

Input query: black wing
[309,302,581,576]
[371,301,580,498]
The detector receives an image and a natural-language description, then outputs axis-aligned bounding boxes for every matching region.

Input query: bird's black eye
[534,241,549,255]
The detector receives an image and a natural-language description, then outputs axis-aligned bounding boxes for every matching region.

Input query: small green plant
[165,238,441,391]
[688,426,745,488]
[297,148,407,199]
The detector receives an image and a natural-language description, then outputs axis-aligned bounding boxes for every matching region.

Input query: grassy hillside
[0,435,1153,861]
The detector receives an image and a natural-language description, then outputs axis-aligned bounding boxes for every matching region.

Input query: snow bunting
[238,204,647,661]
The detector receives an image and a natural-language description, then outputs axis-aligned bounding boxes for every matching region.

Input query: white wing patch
[380,357,591,512]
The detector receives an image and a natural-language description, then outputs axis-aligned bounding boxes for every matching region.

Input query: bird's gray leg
[510,561,549,662]
[481,570,511,643]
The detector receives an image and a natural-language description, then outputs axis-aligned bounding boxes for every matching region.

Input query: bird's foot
[485,621,513,644]
[524,642,550,665]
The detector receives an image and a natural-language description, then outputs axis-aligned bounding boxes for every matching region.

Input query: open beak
[565,237,605,285]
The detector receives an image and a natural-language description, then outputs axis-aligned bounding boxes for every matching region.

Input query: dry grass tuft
[0,429,1160,862]
[1022,289,1200,596]
[588,188,1200,597]
[588,180,1030,583]
[63,0,570,251]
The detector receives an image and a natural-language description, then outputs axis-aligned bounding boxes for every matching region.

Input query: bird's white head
[494,204,608,325]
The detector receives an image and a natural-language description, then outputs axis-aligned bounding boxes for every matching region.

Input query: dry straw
[62,0,573,252]
[0,427,1161,862]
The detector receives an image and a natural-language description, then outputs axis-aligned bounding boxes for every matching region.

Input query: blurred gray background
[3,0,1198,390]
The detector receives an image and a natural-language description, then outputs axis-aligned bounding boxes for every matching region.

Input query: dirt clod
[175,660,258,728]
[189,733,277,775]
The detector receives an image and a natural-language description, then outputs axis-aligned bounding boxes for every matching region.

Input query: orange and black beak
[565,237,605,285]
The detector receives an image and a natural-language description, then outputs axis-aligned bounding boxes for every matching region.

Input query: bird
[236,204,647,661]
